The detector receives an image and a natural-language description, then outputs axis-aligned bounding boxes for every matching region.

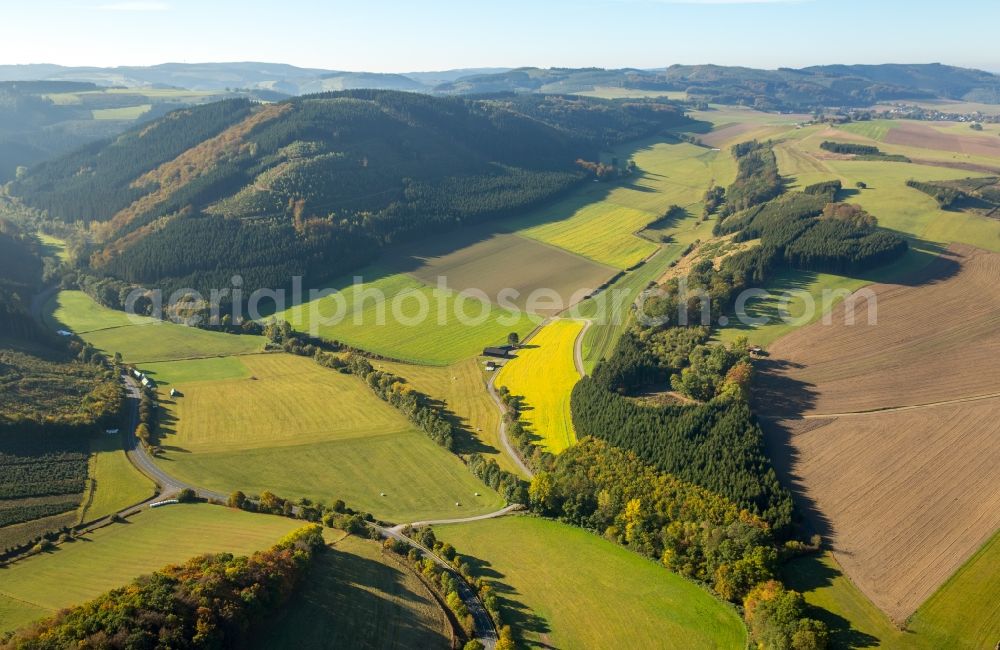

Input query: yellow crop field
[495,319,583,453]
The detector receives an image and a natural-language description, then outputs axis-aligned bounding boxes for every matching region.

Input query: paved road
[33,287,504,646]
[377,524,498,650]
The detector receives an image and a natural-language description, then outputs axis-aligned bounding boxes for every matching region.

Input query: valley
[1,56,999,649]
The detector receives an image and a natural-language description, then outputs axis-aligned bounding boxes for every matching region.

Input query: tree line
[3,525,326,649]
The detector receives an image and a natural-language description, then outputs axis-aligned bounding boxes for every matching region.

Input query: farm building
[482,346,512,358]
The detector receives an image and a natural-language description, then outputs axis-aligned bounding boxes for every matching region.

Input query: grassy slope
[507,140,736,270]
[152,354,503,522]
[45,290,154,333]
[78,435,155,523]
[160,432,503,524]
[717,121,1000,345]
[907,529,1000,649]
[140,355,251,385]
[48,291,264,363]
[495,320,583,453]
[784,538,1000,650]
[254,534,450,649]
[373,357,522,476]
[0,505,302,634]
[274,272,535,366]
[156,354,415,452]
[437,517,746,649]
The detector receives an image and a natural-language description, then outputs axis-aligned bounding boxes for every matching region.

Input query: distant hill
[12,91,691,298]
[435,63,1000,109]
[5,61,999,108]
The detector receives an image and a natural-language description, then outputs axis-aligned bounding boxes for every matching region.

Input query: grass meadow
[47,291,264,363]
[374,357,524,476]
[507,140,737,269]
[253,534,450,649]
[495,320,583,453]
[784,541,1000,650]
[274,272,536,366]
[437,516,746,649]
[78,435,155,523]
[152,353,504,522]
[0,505,302,634]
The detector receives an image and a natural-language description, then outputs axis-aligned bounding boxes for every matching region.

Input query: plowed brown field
[766,403,1000,622]
[755,244,1000,416]
[884,122,1000,158]
[757,244,1000,622]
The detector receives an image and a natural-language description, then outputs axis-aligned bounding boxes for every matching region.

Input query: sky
[1,0,998,73]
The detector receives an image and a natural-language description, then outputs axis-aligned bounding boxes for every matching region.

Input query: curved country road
[31,288,509,648]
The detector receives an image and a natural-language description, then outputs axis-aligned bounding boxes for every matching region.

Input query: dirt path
[572,318,593,378]
[798,390,1000,419]
[388,504,524,534]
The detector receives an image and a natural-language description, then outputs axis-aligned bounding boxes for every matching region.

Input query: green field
[495,320,582,453]
[0,504,303,634]
[157,354,415,452]
[141,354,251,385]
[374,357,523,476]
[37,233,69,262]
[507,140,737,269]
[78,435,155,523]
[255,534,450,649]
[92,104,152,120]
[275,271,535,366]
[153,353,505,522]
[45,290,154,332]
[784,539,1000,649]
[835,119,898,141]
[437,516,746,649]
[47,291,265,363]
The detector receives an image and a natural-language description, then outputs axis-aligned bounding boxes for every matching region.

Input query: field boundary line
[798,390,1000,419]
[0,589,52,613]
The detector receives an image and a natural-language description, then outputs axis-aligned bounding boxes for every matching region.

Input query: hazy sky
[1,0,998,72]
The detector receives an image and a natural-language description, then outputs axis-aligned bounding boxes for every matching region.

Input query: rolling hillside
[14,91,691,300]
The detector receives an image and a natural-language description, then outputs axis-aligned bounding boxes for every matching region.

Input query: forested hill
[436,63,1000,109]
[12,91,691,298]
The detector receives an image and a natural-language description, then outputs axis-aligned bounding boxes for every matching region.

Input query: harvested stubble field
[765,400,1000,623]
[755,244,1000,416]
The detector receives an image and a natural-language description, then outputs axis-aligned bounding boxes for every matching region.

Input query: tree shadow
[257,542,452,648]
[458,552,555,648]
[782,554,882,649]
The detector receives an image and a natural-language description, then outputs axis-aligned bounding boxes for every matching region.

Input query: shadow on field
[782,554,882,649]
[256,545,447,649]
[420,394,499,458]
[457,552,555,648]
